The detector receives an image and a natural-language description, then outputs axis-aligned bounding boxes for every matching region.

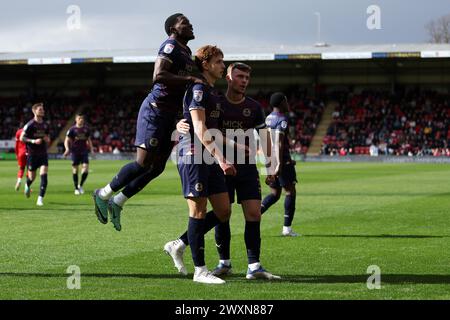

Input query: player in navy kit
[93,13,203,231]
[262,92,299,237]
[165,63,280,280]
[64,114,93,195]
[20,103,50,206]
[175,45,237,284]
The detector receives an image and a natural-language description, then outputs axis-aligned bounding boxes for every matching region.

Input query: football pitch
[0,160,449,300]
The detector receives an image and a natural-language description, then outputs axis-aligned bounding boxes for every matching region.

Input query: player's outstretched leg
[165,210,222,275]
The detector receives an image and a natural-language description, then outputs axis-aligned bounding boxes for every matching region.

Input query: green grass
[0,160,449,300]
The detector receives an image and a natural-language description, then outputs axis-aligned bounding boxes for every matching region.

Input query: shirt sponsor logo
[222,120,243,129]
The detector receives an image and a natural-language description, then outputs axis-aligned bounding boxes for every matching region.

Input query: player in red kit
[15,127,27,191]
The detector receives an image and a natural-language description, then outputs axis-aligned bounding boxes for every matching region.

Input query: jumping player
[93,13,203,231]
[64,114,93,195]
[261,92,299,237]
[20,103,50,206]
[15,125,27,191]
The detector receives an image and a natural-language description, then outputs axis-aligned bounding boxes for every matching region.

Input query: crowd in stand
[321,90,450,157]
[82,93,142,153]
[7,89,450,158]
[0,95,79,145]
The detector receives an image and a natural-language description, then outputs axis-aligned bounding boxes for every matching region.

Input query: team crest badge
[163,43,175,54]
[243,108,251,117]
[281,121,288,129]
[195,183,203,192]
[193,90,203,102]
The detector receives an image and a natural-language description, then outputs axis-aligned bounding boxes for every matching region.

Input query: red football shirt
[15,128,27,156]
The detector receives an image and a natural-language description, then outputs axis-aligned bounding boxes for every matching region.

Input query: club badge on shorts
[149,138,159,147]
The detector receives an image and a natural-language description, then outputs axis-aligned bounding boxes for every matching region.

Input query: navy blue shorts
[135,98,176,154]
[226,164,261,204]
[178,156,228,198]
[269,163,297,189]
[27,154,48,172]
[71,153,89,166]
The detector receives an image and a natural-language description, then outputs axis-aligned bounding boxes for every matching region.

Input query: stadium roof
[1,43,450,65]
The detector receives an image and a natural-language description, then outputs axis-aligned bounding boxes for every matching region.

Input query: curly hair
[194,45,224,72]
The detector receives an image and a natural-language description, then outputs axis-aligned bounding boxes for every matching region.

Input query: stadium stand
[1,91,324,155]
[320,90,450,157]
[4,89,449,158]
[82,93,142,153]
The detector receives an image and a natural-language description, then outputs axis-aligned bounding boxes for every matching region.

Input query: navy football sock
[261,193,280,214]
[39,174,48,197]
[26,177,33,187]
[187,217,206,267]
[80,172,88,187]
[73,173,79,189]
[122,156,168,198]
[284,195,296,227]
[215,220,231,260]
[122,168,160,198]
[109,161,146,192]
[179,210,221,246]
[244,221,261,264]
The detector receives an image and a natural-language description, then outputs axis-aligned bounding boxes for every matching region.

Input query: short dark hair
[165,13,184,36]
[227,62,252,75]
[270,92,287,108]
[194,45,224,72]
[76,113,84,118]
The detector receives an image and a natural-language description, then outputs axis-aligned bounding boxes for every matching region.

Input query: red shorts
[17,154,27,168]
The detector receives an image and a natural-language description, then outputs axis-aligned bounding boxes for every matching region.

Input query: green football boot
[108,198,122,231]
[93,189,108,224]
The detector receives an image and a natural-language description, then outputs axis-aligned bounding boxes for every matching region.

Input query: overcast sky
[1,0,449,53]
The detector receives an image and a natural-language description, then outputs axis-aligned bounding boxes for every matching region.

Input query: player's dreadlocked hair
[194,45,224,72]
[165,13,184,36]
